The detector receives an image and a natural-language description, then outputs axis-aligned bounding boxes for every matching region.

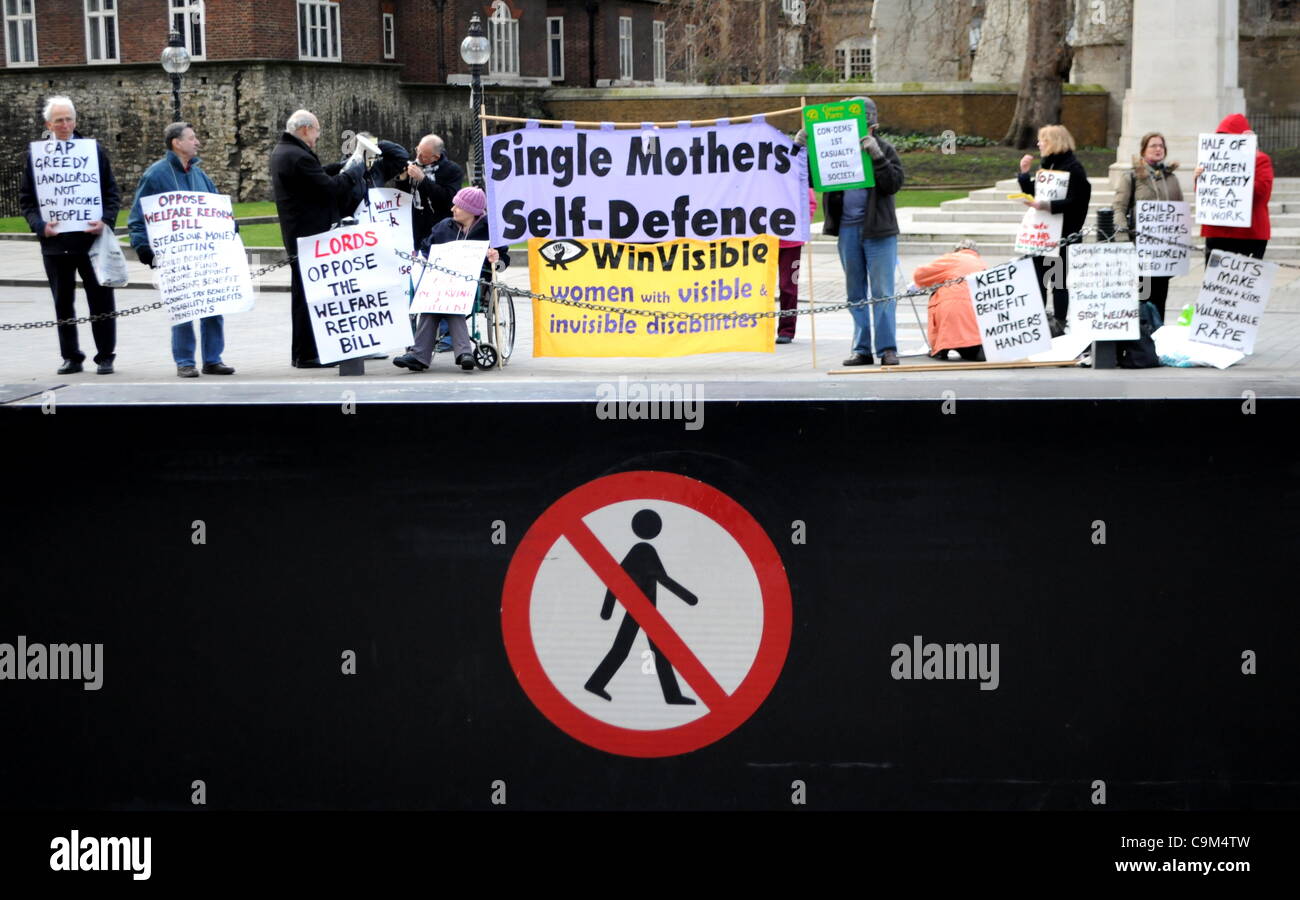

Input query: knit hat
[452,186,487,217]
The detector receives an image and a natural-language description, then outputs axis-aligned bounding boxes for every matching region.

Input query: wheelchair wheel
[474,342,498,370]
[489,291,516,362]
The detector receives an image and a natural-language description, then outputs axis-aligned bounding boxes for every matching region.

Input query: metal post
[171,73,182,122]
[471,65,484,187]
[1091,208,1118,369]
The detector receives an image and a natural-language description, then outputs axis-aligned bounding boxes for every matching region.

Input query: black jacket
[820,136,904,239]
[270,131,363,248]
[419,214,510,283]
[1018,150,1092,244]
[18,130,120,257]
[400,154,463,241]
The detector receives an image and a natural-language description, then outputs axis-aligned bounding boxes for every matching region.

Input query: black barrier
[1,400,1297,819]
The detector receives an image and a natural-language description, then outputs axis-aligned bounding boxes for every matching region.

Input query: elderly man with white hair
[18,96,121,374]
[401,133,464,243]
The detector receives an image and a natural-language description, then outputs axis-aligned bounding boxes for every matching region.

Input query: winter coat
[269,131,363,248]
[1200,113,1273,242]
[913,248,986,353]
[398,154,464,242]
[18,130,120,257]
[419,214,510,284]
[1018,150,1091,244]
[126,151,220,252]
[1113,156,1184,240]
[820,136,904,239]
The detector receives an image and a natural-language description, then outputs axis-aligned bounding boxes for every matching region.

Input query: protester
[1114,131,1183,322]
[270,109,402,368]
[913,239,986,361]
[127,122,236,378]
[18,96,121,375]
[1195,113,1274,261]
[821,97,905,366]
[393,187,509,373]
[401,134,463,243]
[775,189,817,344]
[1018,124,1091,334]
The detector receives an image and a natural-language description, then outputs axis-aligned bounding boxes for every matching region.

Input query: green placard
[802,101,874,192]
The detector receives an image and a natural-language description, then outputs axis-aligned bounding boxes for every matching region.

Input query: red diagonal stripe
[564,518,728,710]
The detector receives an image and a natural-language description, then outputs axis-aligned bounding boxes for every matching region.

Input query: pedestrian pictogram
[501,471,792,757]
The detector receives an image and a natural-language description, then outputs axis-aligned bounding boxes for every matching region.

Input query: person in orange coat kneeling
[912,239,987,361]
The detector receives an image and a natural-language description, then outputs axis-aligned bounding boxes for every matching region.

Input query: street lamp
[460,13,490,187]
[160,30,191,122]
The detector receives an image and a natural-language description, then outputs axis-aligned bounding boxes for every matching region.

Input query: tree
[1002,0,1075,148]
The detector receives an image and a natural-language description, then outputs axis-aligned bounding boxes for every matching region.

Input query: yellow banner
[529,236,777,357]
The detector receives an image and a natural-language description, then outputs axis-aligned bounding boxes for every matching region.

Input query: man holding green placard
[812,97,905,366]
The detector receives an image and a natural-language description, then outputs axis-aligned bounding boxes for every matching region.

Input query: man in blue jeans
[820,97,905,366]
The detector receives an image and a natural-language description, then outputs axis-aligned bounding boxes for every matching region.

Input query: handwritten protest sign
[354,188,413,257]
[1013,169,1069,256]
[140,191,254,326]
[530,235,777,357]
[409,240,489,316]
[1067,243,1139,340]
[1196,133,1256,227]
[1135,200,1191,277]
[965,259,1051,361]
[29,139,102,233]
[484,121,810,245]
[802,100,873,192]
[1188,249,1276,354]
[296,224,413,363]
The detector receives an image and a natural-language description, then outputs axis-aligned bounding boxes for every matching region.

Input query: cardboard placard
[801,100,874,192]
[1013,169,1069,257]
[1195,133,1256,227]
[965,259,1052,362]
[140,191,255,326]
[29,139,102,233]
[1188,250,1276,355]
[1135,200,1191,277]
[1067,242,1139,340]
[409,240,489,316]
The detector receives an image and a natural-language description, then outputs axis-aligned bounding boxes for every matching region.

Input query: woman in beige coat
[1114,131,1183,321]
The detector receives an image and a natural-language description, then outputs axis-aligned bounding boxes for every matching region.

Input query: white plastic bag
[89,229,130,288]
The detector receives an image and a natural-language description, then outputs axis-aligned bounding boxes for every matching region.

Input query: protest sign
[529,235,777,357]
[1067,243,1139,340]
[483,121,810,246]
[28,139,102,233]
[409,240,489,316]
[1188,249,1276,355]
[802,100,873,192]
[355,187,415,288]
[1135,200,1191,277]
[140,191,254,326]
[1013,169,1069,257]
[296,224,413,363]
[1196,133,1256,227]
[965,260,1051,362]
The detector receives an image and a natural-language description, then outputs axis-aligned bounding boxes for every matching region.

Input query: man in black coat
[270,109,368,368]
[18,96,121,375]
[399,134,464,246]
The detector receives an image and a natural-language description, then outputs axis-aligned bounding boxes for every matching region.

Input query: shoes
[95,360,114,374]
[57,359,83,375]
[842,353,874,366]
[931,349,949,361]
[392,353,428,372]
[177,365,199,378]
[775,335,793,344]
[293,358,339,369]
[202,362,235,375]
[456,353,476,371]
[880,349,900,366]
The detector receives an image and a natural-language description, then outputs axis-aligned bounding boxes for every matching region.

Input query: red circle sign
[502,471,792,758]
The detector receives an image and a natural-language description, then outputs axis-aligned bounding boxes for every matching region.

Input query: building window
[298,0,340,61]
[489,0,519,76]
[618,16,632,81]
[652,20,665,82]
[547,16,563,80]
[4,0,37,66]
[782,0,806,25]
[834,37,871,80]
[85,0,119,63]
[170,0,204,60]
[382,11,394,59]
[684,23,696,83]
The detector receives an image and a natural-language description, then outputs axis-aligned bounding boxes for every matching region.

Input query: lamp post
[160,30,191,122]
[460,13,490,187]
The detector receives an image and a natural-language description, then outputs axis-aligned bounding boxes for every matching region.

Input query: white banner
[140,191,254,326]
[1013,169,1069,257]
[965,259,1052,361]
[1067,243,1139,340]
[1196,133,1256,227]
[1189,250,1276,355]
[409,240,489,316]
[1135,200,1191,277]
[29,139,102,233]
[483,121,811,246]
[296,224,413,363]
[354,188,414,258]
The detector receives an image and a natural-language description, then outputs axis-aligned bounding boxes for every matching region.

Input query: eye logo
[539,239,588,270]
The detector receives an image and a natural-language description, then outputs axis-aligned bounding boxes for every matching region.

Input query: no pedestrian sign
[501,471,792,757]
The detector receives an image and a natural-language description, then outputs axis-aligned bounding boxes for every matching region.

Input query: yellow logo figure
[849,103,862,115]
[806,109,820,121]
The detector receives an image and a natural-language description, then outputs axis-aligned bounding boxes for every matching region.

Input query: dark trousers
[42,254,116,363]
[1204,237,1267,264]
[586,612,688,703]
[777,244,801,338]
[289,264,320,364]
[1139,276,1172,324]
[1030,243,1070,322]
